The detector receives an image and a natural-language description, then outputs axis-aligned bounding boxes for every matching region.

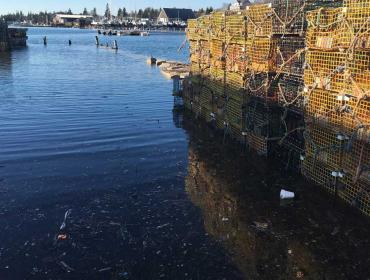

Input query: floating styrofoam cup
[280,189,295,200]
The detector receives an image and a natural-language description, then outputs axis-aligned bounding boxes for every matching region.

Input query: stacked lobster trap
[186,2,309,152]
[302,0,370,216]
[243,2,308,156]
[185,0,369,216]
[187,10,249,140]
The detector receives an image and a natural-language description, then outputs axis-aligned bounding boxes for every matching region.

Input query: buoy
[95,36,99,46]
[43,36,47,45]
[68,40,72,46]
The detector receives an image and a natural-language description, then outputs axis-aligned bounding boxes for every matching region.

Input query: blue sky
[0,0,229,14]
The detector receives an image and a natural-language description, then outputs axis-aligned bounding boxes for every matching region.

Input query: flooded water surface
[0,28,369,280]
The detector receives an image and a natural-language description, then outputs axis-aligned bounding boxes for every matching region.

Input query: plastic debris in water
[60,261,75,272]
[280,189,295,200]
[98,267,112,273]
[156,223,170,229]
[253,221,269,230]
[60,209,72,230]
[57,234,68,241]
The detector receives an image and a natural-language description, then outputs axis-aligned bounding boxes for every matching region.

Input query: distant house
[53,14,93,27]
[230,0,251,11]
[157,8,196,24]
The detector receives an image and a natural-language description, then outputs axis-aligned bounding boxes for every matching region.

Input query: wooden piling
[112,40,118,50]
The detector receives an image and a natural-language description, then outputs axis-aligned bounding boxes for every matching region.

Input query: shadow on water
[176,107,370,280]
[0,52,12,81]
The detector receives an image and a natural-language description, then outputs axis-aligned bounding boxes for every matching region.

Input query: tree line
[0,4,214,24]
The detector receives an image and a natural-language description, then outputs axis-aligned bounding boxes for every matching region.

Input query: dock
[98,29,149,36]
[158,61,190,79]
[147,57,190,79]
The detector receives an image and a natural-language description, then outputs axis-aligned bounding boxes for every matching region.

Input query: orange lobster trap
[342,97,370,136]
[225,43,248,73]
[245,4,275,37]
[275,37,306,76]
[186,19,198,41]
[226,72,247,95]
[306,7,369,51]
[246,132,269,156]
[210,12,226,40]
[225,97,244,132]
[197,15,212,40]
[304,122,347,170]
[304,88,347,130]
[301,155,337,194]
[225,10,248,44]
[338,175,370,217]
[246,36,277,73]
[189,40,211,65]
[344,0,370,31]
[276,74,305,111]
[304,49,370,97]
[245,1,308,37]
[245,71,279,102]
[190,62,210,77]
[342,138,370,178]
[210,39,226,70]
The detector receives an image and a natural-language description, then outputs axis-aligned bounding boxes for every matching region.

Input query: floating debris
[57,234,68,241]
[60,209,72,230]
[156,223,170,229]
[98,267,112,273]
[280,189,295,200]
[59,261,75,272]
[251,221,270,232]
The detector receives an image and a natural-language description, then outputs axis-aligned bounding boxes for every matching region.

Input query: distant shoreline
[10,25,186,34]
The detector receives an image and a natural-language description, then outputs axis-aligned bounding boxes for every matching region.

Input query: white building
[157,8,195,25]
[53,14,93,27]
[230,0,251,11]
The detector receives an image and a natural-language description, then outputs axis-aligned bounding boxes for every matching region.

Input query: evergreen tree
[137,9,143,18]
[67,8,72,15]
[117,8,123,20]
[83,8,88,15]
[122,8,127,17]
[104,3,111,19]
[205,7,213,14]
[91,8,98,18]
